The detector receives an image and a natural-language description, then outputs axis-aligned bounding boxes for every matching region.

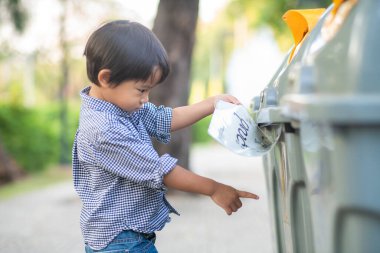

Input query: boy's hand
[213,94,241,109]
[210,182,259,215]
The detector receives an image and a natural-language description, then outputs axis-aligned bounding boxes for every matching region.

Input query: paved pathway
[0,145,273,253]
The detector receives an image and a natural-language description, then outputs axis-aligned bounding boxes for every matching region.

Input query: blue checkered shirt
[72,87,179,250]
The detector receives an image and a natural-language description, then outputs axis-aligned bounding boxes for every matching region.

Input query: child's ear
[98,69,111,87]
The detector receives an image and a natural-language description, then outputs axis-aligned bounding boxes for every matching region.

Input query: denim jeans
[85,230,158,253]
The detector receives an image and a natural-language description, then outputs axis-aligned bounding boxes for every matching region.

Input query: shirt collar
[80,86,131,117]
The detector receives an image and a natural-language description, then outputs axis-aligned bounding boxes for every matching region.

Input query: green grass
[0,165,72,200]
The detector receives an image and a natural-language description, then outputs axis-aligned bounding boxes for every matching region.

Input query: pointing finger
[237,190,259,200]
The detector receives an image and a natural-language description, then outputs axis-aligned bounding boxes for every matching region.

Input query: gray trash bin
[253,1,380,253]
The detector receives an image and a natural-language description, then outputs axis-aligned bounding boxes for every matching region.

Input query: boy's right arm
[171,95,241,132]
[163,165,259,215]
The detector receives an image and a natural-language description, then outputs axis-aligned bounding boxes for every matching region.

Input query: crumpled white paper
[208,100,278,156]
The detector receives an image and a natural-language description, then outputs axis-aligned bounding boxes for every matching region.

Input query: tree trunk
[58,0,70,164]
[151,0,199,169]
[0,141,24,186]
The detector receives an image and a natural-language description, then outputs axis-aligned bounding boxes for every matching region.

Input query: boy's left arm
[171,94,240,132]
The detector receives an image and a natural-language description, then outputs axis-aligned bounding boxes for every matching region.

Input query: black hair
[84,20,170,87]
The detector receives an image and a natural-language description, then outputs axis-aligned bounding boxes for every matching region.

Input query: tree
[58,0,70,164]
[151,0,199,169]
[0,0,27,32]
[0,141,24,185]
[0,0,27,183]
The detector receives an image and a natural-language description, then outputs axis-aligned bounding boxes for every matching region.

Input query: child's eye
[137,89,146,93]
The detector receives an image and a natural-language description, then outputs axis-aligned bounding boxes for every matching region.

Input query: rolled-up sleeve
[94,125,177,190]
[140,103,173,144]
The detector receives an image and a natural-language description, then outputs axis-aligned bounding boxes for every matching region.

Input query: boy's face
[106,80,154,112]
[92,68,161,112]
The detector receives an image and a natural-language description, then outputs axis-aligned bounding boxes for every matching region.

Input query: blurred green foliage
[226,0,331,49]
[192,115,213,144]
[0,103,78,173]
[0,0,27,32]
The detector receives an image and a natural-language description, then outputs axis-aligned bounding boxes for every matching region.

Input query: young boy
[73,20,259,253]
